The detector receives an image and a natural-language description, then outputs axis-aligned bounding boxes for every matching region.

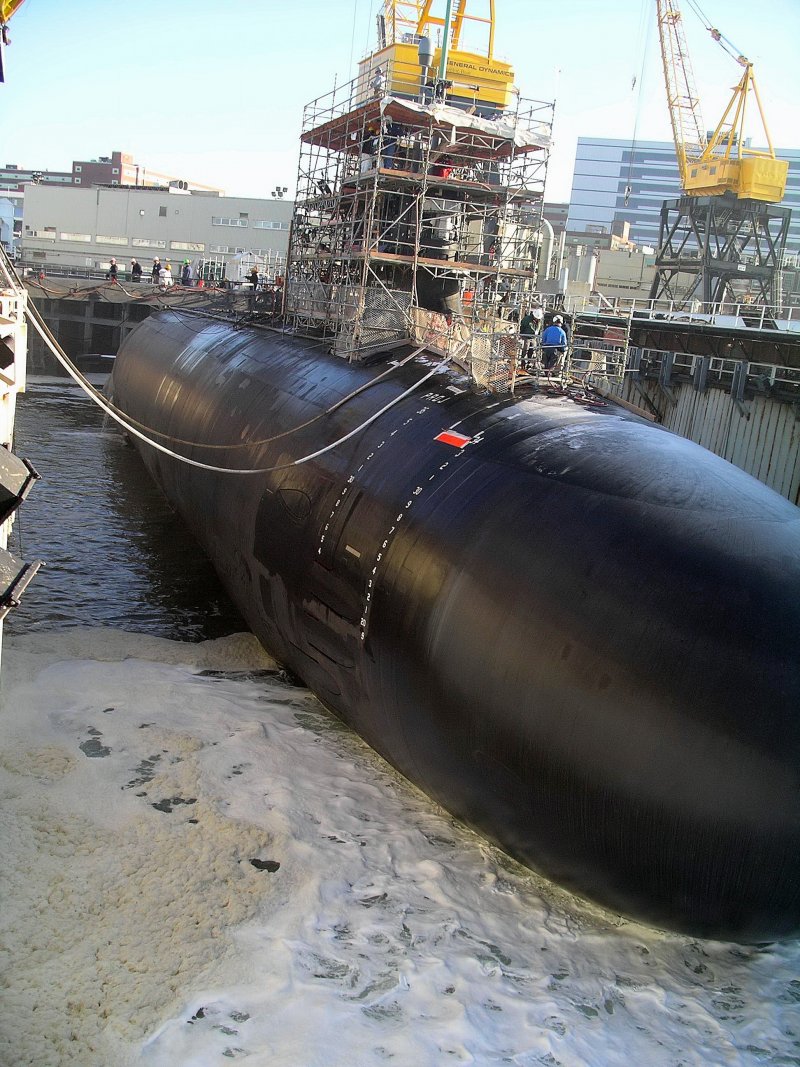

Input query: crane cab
[357,0,515,113]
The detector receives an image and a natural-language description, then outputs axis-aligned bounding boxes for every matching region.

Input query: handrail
[565,294,797,330]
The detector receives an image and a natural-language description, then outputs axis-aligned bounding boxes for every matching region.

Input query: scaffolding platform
[284,49,554,391]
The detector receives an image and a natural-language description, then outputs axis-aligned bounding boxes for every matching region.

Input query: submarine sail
[110,1,800,940]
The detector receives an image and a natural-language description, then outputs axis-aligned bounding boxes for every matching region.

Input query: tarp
[301,94,550,159]
[380,96,551,155]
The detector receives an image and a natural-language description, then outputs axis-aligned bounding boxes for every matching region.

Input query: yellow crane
[0,0,26,23]
[656,0,788,201]
[1,0,27,82]
[360,0,514,110]
[650,0,791,306]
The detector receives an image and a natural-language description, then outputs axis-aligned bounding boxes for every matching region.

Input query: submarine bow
[111,312,800,941]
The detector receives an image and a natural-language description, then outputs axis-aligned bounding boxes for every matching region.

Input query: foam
[1,629,797,1066]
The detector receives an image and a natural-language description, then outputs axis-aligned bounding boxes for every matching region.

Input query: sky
[2,0,799,203]
[2,626,798,1065]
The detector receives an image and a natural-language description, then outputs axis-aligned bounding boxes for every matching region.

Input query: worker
[130,258,142,283]
[541,315,568,372]
[181,260,192,286]
[519,305,543,365]
[106,257,118,283]
[151,257,161,284]
[360,125,378,174]
[248,265,259,290]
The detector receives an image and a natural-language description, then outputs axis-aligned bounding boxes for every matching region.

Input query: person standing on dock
[541,315,568,372]
[130,258,142,283]
[107,258,118,283]
[151,257,161,284]
[181,260,192,286]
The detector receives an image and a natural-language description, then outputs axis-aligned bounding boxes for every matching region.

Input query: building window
[132,238,166,248]
[112,180,119,185]
[211,217,248,227]
[60,232,92,242]
[75,165,82,173]
[96,235,129,245]
[239,212,248,219]
[159,206,167,217]
[74,178,81,184]
[112,168,119,174]
[170,241,205,252]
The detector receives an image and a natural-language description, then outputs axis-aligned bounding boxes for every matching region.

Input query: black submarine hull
[112,313,800,941]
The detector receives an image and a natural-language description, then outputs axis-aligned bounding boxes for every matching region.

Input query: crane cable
[624,0,655,207]
[683,0,748,65]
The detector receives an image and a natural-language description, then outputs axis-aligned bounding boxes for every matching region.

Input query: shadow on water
[7,375,248,641]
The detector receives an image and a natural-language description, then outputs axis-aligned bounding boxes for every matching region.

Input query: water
[8,375,246,640]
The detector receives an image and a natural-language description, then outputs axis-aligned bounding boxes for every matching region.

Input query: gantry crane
[650,0,791,307]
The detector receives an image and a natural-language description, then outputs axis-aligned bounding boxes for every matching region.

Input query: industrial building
[19,184,292,280]
[0,149,222,250]
[566,137,800,260]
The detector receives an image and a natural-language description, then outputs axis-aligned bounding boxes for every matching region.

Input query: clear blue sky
[2,0,798,202]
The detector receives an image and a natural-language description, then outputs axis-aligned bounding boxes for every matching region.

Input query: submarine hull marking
[111,313,800,941]
[435,430,472,447]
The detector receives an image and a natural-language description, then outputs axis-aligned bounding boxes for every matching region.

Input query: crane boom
[656,0,706,187]
[655,0,788,202]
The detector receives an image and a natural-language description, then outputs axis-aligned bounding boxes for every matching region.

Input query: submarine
[110,4,800,940]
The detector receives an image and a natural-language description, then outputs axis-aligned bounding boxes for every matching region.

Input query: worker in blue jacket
[541,315,568,371]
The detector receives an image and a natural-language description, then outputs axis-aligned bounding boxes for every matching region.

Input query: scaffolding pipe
[437,0,455,81]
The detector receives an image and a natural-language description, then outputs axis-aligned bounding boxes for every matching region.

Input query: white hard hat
[553,315,563,323]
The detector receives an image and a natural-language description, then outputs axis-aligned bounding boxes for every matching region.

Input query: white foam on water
[1,629,797,1066]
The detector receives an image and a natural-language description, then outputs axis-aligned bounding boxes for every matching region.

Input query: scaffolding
[284,60,553,388]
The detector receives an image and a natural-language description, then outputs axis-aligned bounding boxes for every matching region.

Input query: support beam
[650,193,791,309]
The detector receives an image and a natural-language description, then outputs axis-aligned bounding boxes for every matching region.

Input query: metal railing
[567,294,799,330]
[625,346,800,400]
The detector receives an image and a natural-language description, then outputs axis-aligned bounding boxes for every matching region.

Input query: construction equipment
[285,0,553,379]
[0,0,27,82]
[361,0,515,111]
[650,0,791,306]
[0,1,26,24]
